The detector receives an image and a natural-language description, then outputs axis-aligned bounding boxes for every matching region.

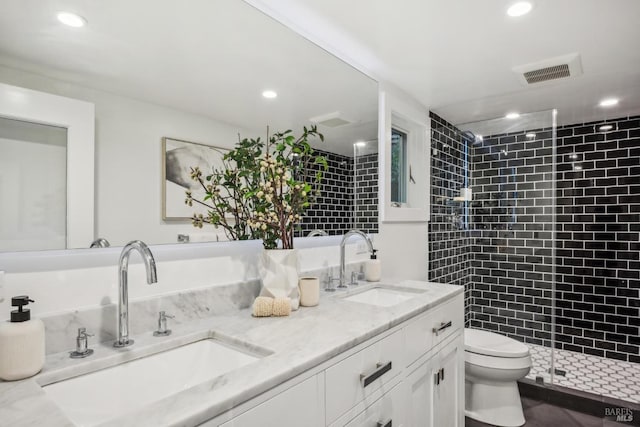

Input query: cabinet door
[404,358,434,427]
[343,382,405,427]
[219,374,324,427]
[432,337,464,427]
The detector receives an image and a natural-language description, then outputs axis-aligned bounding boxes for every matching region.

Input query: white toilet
[464,328,532,427]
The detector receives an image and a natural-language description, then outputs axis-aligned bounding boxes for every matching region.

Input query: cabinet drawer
[325,330,403,425]
[219,374,324,427]
[342,382,404,427]
[404,295,463,368]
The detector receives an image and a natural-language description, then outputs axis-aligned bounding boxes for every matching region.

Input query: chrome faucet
[114,240,157,348]
[339,230,374,288]
[307,229,329,237]
[90,237,110,248]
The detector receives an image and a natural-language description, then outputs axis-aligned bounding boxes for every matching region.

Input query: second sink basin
[342,286,425,307]
[43,337,264,426]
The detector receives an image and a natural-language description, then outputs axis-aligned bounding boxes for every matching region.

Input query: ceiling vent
[310,111,352,128]
[513,53,583,85]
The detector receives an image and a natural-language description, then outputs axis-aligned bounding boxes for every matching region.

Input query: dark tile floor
[465,397,631,427]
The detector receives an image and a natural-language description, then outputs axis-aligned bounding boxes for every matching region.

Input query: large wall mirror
[0,0,379,251]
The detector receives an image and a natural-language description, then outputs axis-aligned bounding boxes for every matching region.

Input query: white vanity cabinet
[208,293,464,427]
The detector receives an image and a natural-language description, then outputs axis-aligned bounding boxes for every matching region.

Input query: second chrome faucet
[338,230,375,289]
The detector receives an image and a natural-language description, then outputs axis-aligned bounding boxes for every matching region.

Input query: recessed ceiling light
[354,141,366,147]
[57,12,87,28]
[599,98,619,107]
[507,2,533,17]
[506,112,520,119]
[525,132,536,138]
[599,124,613,132]
[262,90,277,99]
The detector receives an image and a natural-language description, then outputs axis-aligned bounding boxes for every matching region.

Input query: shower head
[461,130,484,145]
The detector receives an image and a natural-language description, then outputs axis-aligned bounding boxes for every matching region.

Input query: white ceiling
[0,0,378,156]
[249,0,640,127]
[2,0,638,143]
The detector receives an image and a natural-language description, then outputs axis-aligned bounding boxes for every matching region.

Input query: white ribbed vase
[259,249,300,310]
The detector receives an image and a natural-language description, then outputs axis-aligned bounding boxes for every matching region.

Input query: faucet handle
[70,327,94,359]
[78,327,94,337]
[325,275,340,292]
[154,311,173,336]
[350,271,359,286]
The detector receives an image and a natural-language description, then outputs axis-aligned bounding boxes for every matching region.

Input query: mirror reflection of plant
[185,126,327,249]
[186,135,263,241]
[248,126,327,249]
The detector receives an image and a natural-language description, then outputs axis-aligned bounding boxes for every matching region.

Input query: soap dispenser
[0,296,45,381]
[365,249,381,282]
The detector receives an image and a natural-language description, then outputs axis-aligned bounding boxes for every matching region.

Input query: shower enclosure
[448,109,640,404]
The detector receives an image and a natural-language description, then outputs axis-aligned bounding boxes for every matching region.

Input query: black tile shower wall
[554,116,640,363]
[354,152,379,234]
[469,115,640,363]
[298,149,353,236]
[428,112,474,324]
[468,127,556,347]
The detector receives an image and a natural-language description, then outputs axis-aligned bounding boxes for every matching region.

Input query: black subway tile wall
[354,152,379,234]
[429,112,474,324]
[468,127,556,347]
[298,149,353,236]
[553,116,640,363]
[466,115,640,363]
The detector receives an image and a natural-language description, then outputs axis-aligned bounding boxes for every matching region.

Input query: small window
[391,128,407,204]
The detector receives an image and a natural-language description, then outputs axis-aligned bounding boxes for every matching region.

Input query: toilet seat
[465,351,532,370]
[464,328,530,358]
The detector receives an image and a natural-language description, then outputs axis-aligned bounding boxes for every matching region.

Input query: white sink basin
[43,338,262,426]
[343,286,424,307]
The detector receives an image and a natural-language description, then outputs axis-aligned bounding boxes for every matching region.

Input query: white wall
[375,83,431,281]
[0,65,257,247]
[0,237,368,319]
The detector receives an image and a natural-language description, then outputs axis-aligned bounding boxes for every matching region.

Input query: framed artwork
[162,137,228,220]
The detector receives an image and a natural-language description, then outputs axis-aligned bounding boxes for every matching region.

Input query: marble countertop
[0,280,462,427]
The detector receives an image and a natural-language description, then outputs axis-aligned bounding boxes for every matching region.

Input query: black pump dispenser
[10,296,34,322]
[370,249,378,260]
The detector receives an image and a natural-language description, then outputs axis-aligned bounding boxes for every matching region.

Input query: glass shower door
[458,109,557,384]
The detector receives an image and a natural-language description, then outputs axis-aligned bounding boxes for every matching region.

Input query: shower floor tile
[526,344,640,404]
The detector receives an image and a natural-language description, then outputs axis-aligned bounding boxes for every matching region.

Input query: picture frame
[162,137,228,221]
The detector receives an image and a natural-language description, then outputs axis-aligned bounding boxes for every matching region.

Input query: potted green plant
[186,126,327,309]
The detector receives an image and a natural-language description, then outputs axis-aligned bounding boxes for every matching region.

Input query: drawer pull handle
[432,321,452,336]
[360,361,392,387]
[377,419,392,427]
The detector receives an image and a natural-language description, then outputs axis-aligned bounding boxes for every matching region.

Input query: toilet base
[465,378,525,427]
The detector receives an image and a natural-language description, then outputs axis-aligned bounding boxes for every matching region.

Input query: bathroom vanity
[0,281,463,427]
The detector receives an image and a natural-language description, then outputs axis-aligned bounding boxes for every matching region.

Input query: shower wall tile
[469,115,640,362]
[429,112,474,324]
[554,116,640,363]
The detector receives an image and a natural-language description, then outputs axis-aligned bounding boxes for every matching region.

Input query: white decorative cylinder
[259,249,300,310]
[299,277,320,307]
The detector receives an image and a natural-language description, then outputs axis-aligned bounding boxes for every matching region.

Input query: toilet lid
[464,328,530,358]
